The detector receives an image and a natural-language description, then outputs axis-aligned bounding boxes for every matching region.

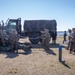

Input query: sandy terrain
[0,36,75,75]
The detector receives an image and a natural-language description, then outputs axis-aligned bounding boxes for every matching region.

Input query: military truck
[24,20,57,44]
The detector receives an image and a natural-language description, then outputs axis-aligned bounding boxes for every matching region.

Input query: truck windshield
[7,21,16,29]
[10,22,16,26]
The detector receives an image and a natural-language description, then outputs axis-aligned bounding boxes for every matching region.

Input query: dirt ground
[0,36,75,75]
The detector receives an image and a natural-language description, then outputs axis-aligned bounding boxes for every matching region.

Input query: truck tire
[29,32,40,44]
[29,38,39,44]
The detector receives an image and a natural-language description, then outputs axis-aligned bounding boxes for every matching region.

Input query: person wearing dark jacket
[63,31,67,44]
[52,31,57,44]
[69,28,75,54]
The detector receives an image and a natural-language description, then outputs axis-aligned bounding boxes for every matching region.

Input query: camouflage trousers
[70,41,75,53]
[42,37,50,49]
[10,41,18,53]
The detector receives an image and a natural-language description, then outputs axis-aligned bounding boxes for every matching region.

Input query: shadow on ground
[0,47,32,58]
[60,61,71,69]
[0,51,19,58]
[23,48,32,55]
[44,48,56,55]
[0,43,66,58]
[31,43,66,48]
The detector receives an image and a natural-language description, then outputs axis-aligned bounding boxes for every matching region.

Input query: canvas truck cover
[24,20,57,32]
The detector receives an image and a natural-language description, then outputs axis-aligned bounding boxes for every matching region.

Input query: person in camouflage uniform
[67,29,72,50]
[41,29,51,49]
[69,28,75,54]
[9,29,19,52]
[0,22,9,46]
[1,30,9,46]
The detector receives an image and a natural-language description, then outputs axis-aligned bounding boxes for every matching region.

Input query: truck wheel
[29,38,39,44]
[29,33,41,44]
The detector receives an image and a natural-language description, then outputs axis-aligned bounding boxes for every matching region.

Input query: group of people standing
[63,28,75,54]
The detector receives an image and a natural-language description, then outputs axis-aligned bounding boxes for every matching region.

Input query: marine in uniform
[69,28,75,54]
[41,29,51,49]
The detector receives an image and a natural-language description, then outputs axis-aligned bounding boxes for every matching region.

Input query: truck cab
[5,18,21,34]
